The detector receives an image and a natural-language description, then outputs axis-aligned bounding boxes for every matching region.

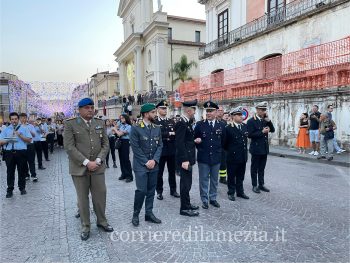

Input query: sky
[0,0,205,84]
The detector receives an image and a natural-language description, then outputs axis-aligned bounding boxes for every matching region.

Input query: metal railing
[199,0,346,59]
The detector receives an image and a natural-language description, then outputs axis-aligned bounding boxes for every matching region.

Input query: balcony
[175,36,350,103]
[199,0,348,59]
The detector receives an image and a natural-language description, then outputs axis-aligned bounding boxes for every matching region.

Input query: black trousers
[4,150,27,192]
[180,167,192,211]
[118,139,133,179]
[34,141,43,167]
[106,136,116,165]
[227,161,246,196]
[220,150,227,170]
[47,134,55,153]
[25,143,36,177]
[57,134,63,146]
[156,155,176,195]
[250,154,268,187]
[41,140,49,160]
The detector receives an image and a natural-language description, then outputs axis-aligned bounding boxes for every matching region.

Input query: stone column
[135,46,143,94]
[118,61,126,95]
[155,37,166,91]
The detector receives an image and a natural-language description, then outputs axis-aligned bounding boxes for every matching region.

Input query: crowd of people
[0,97,346,241]
[295,104,345,160]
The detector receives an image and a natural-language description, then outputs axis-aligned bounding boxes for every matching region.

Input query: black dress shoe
[46,159,50,161]
[20,190,27,195]
[132,214,139,227]
[6,192,13,198]
[25,176,30,181]
[209,200,220,208]
[252,186,261,193]
[228,195,235,201]
[81,231,90,241]
[202,202,209,209]
[118,176,126,180]
[145,213,162,224]
[32,176,38,182]
[327,157,333,161]
[189,204,199,210]
[97,224,114,232]
[258,185,270,192]
[237,193,250,199]
[106,164,110,168]
[180,210,199,217]
[170,192,180,198]
[75,212,80,218]
[125,178,133,183]
[38,166,46,170]
[157,194,163,200]
[113,163,118,168]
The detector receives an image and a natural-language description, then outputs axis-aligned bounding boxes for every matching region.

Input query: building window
[195,31,201,43]
[268,0,286,12]
[218,9,228,45]
[148,50,152,65]
[267,0,286,25]
[168,28,172,40]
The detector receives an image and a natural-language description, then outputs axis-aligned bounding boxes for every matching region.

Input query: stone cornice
[114,33,142,62]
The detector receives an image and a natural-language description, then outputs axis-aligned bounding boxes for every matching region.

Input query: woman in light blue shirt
[113,114,133,182]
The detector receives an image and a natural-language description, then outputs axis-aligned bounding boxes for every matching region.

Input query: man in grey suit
[64,98,113,240]
[130,103,163,227]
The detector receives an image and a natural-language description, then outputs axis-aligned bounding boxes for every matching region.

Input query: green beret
[140,103,156,113]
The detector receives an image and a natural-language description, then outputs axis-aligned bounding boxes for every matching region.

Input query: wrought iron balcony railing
[199,0,347,59]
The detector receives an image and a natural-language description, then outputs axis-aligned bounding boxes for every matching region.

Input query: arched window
[258,53,282,79]
[148,50,152,65]
[211,69,224,89]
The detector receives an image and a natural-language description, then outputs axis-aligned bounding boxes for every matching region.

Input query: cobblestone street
[1,149,349,263]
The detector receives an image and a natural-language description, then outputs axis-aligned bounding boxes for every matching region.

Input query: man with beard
[176,100,200,217]
[130,103,163,227]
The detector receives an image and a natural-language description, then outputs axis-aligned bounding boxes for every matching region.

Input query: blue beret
[78,98,94,108]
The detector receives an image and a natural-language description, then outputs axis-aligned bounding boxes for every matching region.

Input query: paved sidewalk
[0,149,349,262]
[270,146,350,168]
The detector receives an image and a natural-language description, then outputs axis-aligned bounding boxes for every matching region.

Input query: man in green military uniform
[64,98,113,241]
[130,103,163,227]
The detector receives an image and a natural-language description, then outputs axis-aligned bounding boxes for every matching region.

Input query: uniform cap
[78,98,94,108]
[255,101,268,109]
[182,99,197,108]
[156,100,169,108]
[140,103,156,113]
[203,100,219,110]
[230,106,243,115]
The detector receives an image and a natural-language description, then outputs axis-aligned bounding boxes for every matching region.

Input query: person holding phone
[247,101,275,194]
[175,100,199,217]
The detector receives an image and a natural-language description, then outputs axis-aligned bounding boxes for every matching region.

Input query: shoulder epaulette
[65,117,76,121]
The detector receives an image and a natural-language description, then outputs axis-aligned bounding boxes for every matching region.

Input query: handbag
[114,136,122,149]
[324,130,334,140]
